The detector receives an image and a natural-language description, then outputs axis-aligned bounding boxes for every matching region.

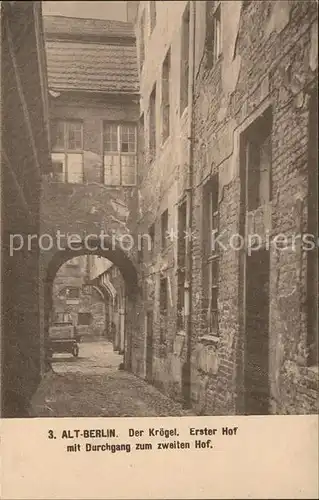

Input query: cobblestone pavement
[31,341,193,417]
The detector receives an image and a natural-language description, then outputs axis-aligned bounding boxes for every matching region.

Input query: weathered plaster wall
[134,0,191,398]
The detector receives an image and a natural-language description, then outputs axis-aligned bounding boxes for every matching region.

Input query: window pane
[211,258,218,283]
[67,287,80,299]
[120,125,136,153]
[67,122,82,150]
[51,153,66,181]
[210,310,218,331]
[104,154,120,185]
[259,134,271,205]
[212,212,219,232]
[51,121,65,150]
[67,153,83,183]
[104,124,118,152]
[211,286,218,310]
[121,155,136,185]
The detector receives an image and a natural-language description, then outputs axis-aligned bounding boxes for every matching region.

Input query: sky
[42,1,128,21]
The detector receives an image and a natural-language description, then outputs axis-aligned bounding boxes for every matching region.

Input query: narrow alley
[31,341,192,418]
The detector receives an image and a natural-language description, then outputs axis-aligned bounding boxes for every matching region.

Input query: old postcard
[1,1,318,498]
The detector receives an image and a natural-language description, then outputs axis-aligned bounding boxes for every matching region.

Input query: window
[160,277,168,342]
[82,285,92,295]
[103,123,137,186]
[58,286,80,299]
[139,10,145,71]
[51,120,83,183]
[213,4,222,62]
[148,223,155,258]
[138,238,144,264]
[307,87,318,366]
[51,159,64,182]
[177,201,187,331]
[180,4,190,114]
[138,113,145,182]
[203,174,219,334]
[149,1,156,33]
[244,109,272,211]
[206,2,222,67]
[149,84,157,162]
[162,49,171,143]
[161,209,168,250]
[78,312,92,326]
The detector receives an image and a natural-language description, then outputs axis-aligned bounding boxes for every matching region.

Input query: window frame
[177,200,187,331]
[139,9,146,72]
[203,174,219,336]
[149,1,157,34]
[161,48,171,144]
[244,109,272,212]
[180,3,190,115]
[148,223,155,260]
[161,209,169,251]
[102,121,137,187]
[212,3,222,63]
[206,1,223,68]
[159,276,168,343]
[149,84,157,163]
[51,119,84,183]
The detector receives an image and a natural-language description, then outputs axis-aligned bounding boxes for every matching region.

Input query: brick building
[131,1,318,414]
[1,1,51,417]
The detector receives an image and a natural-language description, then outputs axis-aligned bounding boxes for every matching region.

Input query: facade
[40,14,140,354]
[1,1,51,417]
[130,1,318,414]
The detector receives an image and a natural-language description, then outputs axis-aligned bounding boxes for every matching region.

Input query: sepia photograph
[1,0,318,498]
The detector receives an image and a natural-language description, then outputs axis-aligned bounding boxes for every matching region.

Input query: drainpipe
[183,0,196,408]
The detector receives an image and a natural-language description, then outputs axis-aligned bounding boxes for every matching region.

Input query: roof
[43,16,139,94]
[43,15,135,41]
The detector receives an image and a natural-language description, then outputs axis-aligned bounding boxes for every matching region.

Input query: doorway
[244,249,270,414]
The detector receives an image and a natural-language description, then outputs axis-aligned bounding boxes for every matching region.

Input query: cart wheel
[72,344,79,357]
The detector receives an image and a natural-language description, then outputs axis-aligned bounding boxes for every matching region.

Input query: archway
[43,237,139,372]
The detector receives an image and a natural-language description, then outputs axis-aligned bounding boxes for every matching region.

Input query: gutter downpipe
[183,0,196,409]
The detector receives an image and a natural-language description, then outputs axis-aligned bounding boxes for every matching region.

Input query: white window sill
[199,334,220,346]
[176,330,186,337]
[307,365,319,374]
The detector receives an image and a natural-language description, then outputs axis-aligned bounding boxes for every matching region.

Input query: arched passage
[43,237,139,370]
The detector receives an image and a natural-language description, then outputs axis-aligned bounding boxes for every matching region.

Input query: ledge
[176,330,186,337]
[198,334,220,346]
[306,365,319,375]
